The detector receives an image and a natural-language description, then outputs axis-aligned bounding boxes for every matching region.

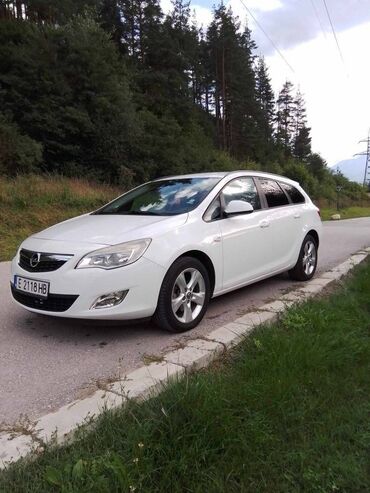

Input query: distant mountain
[331,155,367,184]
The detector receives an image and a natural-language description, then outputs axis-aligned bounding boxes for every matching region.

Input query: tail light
[317,208,321,218]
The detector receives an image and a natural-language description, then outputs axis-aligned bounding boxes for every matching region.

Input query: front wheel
[289,234,318,281]
[153,256,211,332]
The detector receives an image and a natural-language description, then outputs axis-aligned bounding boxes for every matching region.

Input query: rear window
[280,182,306,204]
[258,179,289,208]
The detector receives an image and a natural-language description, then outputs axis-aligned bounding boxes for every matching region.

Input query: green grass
[0,175,119,261]
[1,262,370,492]
[321,206,370,221]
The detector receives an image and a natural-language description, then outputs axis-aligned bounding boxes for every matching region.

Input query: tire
[153,256,211,332]
[289,234,318,281]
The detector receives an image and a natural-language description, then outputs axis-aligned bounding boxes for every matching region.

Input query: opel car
[11,171,322,332]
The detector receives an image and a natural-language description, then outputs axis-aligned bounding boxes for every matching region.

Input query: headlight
[76,239,151,270]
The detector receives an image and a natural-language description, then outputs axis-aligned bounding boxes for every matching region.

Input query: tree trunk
[138,3,144,63]
[215,50,221,149]
[221,46,226,150]
[15,0,22,19]
[205,84,209,114]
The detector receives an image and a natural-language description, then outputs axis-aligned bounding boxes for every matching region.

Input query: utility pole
[354,129,370,188]
[334,167,343,211]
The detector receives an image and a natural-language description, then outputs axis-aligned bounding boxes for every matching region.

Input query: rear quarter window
[280,182,306,204]
[258,179,289,208]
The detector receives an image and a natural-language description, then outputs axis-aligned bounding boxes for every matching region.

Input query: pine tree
[292,89,307,138]
[188,22,203,106]
[1,1,100,24]
[292,90,311,161]
[196,26,213,113]
[207,7,257,157]
[206,4,230,151]
[254,56,275,162]
[99,0,125,48]
[256,57,274,127]
[294,126,311,161]
[119,0,162,63]
[164,0,194,108]
[170,0,190,31]
[276,81,295,155]
[231,23,259,158]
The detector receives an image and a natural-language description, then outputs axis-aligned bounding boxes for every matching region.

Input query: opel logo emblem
[30,252,41,268]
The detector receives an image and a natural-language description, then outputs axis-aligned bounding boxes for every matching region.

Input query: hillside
[0,175,118,261]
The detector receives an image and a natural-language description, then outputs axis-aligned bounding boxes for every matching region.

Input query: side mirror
[224,200,254,216]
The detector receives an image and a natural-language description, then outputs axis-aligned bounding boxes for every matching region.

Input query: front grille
[19,249,73,273]
[11,286,78,312]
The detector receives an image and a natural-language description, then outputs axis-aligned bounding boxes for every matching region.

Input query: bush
[281,160,317,196]
[0,115,42,175]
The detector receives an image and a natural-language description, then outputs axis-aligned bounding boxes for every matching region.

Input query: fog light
[91,290,128,309]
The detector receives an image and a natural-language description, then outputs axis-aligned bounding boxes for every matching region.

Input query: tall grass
[0,174,119,261]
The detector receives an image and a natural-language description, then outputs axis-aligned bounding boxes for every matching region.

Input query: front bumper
[10,253,166,320]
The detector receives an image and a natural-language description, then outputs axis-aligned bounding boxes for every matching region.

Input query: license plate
[14,276,49,298]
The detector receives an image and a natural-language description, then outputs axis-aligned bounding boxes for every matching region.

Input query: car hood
[31,213,188,246]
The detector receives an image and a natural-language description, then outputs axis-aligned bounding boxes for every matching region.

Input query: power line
[238,0,295,74]
[309,0,327,39]
[321,0,346,66]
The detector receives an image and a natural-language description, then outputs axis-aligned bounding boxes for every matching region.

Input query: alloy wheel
[171,268,206,323]
[302,240,317,276]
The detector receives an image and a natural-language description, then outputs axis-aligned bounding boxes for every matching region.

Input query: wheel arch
[307,229,319,248]
[177,250,216,296]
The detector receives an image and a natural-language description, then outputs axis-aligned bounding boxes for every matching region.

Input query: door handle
[293,213,301,219]
[259,219,270,228]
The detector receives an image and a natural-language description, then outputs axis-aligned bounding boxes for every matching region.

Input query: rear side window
[258,179,289,208]
[280,182,306,204]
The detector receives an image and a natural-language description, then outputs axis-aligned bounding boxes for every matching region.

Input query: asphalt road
[1,218,369,426]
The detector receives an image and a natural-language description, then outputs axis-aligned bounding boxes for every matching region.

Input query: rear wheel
[153,256,211,332]
[289,234,318,281]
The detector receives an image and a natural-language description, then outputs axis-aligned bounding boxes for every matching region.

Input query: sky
[161,0,370,166]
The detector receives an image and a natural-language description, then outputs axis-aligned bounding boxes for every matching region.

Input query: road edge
[1,248,369,469]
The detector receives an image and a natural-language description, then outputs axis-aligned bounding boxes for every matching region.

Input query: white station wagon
[11,171,322,332]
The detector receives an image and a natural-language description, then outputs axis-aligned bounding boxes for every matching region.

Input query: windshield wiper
[121,211,163,216]
[93,211,117,215]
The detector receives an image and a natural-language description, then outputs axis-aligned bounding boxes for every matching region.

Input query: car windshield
[95,177,221,216]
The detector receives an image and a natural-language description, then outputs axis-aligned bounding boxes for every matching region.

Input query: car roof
[154,172,228,180]
[154,171,300,186]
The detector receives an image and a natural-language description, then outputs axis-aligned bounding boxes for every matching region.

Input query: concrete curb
[1,248,369,469]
